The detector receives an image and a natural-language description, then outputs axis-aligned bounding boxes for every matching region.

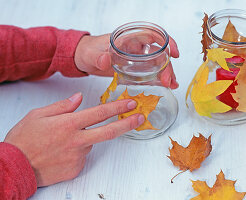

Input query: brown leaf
[232,62,246,112]
[222,20,246,43]
[191,170,246,200]
[221,20,246,57]
[168,134,212,172]
[201,13,212,61]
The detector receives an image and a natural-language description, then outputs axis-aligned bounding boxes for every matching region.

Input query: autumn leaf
[232,62,246,112]
[168,134,212,173]
[207,48,236,71]
[117,88,162,131]
[191,170,246,200]
[201,13,211,61]
[221,20,246,57]
[100,73,118,104]
[191,66,233,117]
[223,20,246,43]
[186,60,208,106]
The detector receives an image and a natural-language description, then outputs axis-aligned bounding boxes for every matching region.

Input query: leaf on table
[117,88,162,131]
[100,73,118,104]
[221,20,246,57]
[168,134,212,173]
[191,170,246,200]
[191,66,233,117]
[186,60,208,106]
[232,62,246,112]
[201,13,211,61]
[207,48,236,71]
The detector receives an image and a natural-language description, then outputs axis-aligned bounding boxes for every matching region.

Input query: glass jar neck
[207,9,246,48]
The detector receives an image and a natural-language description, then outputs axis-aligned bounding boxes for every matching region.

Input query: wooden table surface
[1,0,246,199]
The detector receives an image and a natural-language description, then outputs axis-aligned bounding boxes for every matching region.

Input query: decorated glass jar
[101,21,178,140]
[186,9,246,125]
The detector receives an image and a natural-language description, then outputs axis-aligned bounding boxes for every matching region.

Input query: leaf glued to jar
[100,73,118,104]
[117,88,162,131]
[221,20,246,57]
[232,62,246,112]
[191,65,233,117]
[201,13,212,61]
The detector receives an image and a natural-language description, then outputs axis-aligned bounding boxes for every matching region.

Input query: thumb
[37,92,83,117]
[97,52,111,71]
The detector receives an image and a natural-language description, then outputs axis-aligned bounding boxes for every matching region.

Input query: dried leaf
[221,20,246,57]
[100,73,118,104]
[232,62,246,112]
[223,20,246,43]
[168,134,212,172]
[201,13,212,61]
[117,88,162,131]
[191,171,246,200]
[186,60,208,106]
[207,48,236,71]
[191,66,233,117]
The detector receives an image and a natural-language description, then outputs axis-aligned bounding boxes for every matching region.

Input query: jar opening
[208,9,246,46]
[110,21,169,59]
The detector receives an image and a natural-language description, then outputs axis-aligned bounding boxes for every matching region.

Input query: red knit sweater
[0,25,89,199]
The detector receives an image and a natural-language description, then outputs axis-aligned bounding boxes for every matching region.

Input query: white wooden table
[1,0,246,199]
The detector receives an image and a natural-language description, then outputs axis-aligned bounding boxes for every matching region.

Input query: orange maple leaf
[191,171,246,200]
[117,88,162,131]
[168,134,212,172]
[232,62,246,112]
[221,20,246,57]
[100,73,118,104]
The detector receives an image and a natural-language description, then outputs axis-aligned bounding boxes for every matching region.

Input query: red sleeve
[0,25,89,83]
[0,142,37,200]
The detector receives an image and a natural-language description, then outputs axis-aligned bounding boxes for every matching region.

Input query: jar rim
[110,21,169,59]
[208,9,246,46]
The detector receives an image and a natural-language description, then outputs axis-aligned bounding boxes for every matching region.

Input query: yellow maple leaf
[186,60,208,106]
[191,171,246,200]
[100,73,118,104]
[117,88,162,131]
[232,62,246,112]
[191,66,233,117]
[207,48,236,71]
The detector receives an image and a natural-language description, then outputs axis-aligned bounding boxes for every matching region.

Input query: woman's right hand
[4,92,144,187]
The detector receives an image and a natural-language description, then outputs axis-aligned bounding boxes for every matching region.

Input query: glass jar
[187,9,246,125]
[106,21,178,140]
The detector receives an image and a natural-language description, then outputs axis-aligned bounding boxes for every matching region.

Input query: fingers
[71,99,137,129]
[169,36,179,58]
[30,93,83,117]
[97,52,111,71]
[160,63,179,89]
[80,114,145,145]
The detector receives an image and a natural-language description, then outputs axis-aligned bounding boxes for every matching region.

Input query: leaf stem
[171,170,188,183]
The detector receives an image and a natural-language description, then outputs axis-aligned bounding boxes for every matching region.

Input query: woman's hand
[4,93,144,187]
[75,33,179,89]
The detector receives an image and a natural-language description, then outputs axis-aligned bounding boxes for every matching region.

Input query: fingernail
[138,114,145,125]
[69,92,82,102]
[127,100,137,110]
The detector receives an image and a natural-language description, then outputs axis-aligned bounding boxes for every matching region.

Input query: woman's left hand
[74,33,179,89]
